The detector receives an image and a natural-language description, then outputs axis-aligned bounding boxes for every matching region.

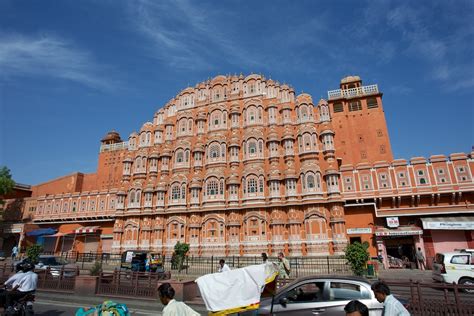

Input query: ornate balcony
[327,84,379,100]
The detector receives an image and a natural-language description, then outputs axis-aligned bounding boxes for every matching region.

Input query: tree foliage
[0,166,15,206]
[26,244,44,264]
[173,241,190,272]
[344,241,370,276]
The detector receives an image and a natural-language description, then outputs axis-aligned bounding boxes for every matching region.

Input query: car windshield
[39,257,67,265]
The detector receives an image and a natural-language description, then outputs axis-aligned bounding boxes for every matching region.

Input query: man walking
[158,282,199,316]
[277,252,290,279]
[415,247,425,270]
[11,245,18,260]
[371,281,410,316]
[218,259,231,273]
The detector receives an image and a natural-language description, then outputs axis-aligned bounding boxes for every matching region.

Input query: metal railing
[384,280,474,316]
[96,270,169,299]
[36,267,79,293]
[162,255,351,278]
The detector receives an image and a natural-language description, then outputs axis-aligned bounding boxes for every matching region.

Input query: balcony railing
[99,141,129,152]
[327,84,379,100]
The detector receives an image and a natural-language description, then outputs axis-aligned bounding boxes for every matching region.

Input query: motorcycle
[4,292,35,316]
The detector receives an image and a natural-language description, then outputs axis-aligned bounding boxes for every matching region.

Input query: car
[432,249,474,293]
[0,251,5,261]
[32,255,77,278]
[258,276,385,315]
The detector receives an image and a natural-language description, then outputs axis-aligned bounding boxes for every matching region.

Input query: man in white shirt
[158,283,200,316]
[218,259,231,273]
[5,261,38,309]
[371,281,410,316]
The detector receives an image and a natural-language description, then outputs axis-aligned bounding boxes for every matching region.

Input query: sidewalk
[378,268,434,283]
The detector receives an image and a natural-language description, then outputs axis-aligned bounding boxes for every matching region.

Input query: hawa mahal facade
[2,74,473,267]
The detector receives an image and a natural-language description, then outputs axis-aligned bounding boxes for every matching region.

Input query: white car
[432,249,474,293]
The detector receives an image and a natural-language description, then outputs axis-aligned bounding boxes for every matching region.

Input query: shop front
[421,216,474,262]
[375,224,424,269]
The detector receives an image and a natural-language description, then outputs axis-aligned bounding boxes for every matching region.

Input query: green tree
[26,244,44,264]
[0,166,15,207]
[173,241,190,272]
[344,241,370,276]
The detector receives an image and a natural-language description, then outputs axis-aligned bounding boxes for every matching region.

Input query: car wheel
[459,278,474,294]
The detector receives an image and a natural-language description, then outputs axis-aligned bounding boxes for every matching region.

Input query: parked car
[0,251,5,261]
[432,249,474,293]
[258,276,387,315]
[14,255,77,278]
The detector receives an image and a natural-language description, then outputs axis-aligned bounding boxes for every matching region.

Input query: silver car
[258,276,384,316]
[36,255,77,278]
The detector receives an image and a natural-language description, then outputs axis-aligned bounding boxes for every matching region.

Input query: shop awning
[44,232,74,237]
[421,216,474,230]
[74,226,100,234]
[375,226,423,237]
[26,228,57,236]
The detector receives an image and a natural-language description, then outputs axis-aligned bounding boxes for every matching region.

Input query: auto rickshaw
[120,250,165,273]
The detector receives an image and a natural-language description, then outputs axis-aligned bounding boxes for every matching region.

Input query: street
[34,300,161,316]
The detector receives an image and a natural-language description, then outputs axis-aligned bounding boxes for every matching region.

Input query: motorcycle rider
[5,261,38,310]
[0,262,26,308]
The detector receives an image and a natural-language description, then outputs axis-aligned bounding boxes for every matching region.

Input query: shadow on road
[35,310,69,316]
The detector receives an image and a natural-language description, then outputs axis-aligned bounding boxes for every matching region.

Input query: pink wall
[431,230,468,253]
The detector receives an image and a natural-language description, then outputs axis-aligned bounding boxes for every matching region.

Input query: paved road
[34,299,161,315]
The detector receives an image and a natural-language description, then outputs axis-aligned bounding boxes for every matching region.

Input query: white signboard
[386,217,399,228]
[347,228,372,235]
[423,221,474,230]
[125,251,134,263]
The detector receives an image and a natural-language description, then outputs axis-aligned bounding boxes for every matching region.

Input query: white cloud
[0,33,115,90]
[129,0,261,70]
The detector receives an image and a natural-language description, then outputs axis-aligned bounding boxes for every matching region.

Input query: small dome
[101,130,122,144]
[340,75,361,84]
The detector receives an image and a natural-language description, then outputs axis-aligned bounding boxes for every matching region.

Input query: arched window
[135,157,142,172]
[304,134,311,150]
[176,150,184,163]
[248,178,257,193]
[248,141,257,155]
[171,185,180,200]
[179,119,186,133]
[129,190,135,204]
[181,184,186,199]
[188,119,193,132]
[207,179,218,196]
[301,106,308,120]
[209,144,220,159]
[307,174,315,189]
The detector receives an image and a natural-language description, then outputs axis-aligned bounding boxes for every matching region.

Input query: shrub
[345,241,370,276]
[26,244,43,264]
[89,261,102,276]
[174,241,190,272]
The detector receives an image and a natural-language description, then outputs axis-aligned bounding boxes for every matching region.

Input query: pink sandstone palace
[1,74,473,269]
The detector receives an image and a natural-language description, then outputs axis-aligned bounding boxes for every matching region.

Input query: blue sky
[1,0,473,185]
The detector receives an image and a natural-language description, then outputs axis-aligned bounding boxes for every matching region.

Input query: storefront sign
[422,221,474,230]
[386,217,399,228]
[375,229,423,237]
[347,228,372,235]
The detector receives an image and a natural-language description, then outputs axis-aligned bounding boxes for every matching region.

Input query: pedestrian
[277,252,290,279]
[158,282,200,316]
[344,300,369,316]
[371,281,410,316]
[11,245,18,260]
[261,252,268,263]
[415,247,425,271]
[145,254,151,272]
[218,259,231,273]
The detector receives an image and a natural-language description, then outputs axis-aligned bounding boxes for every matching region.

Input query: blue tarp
[26,228,57,236]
